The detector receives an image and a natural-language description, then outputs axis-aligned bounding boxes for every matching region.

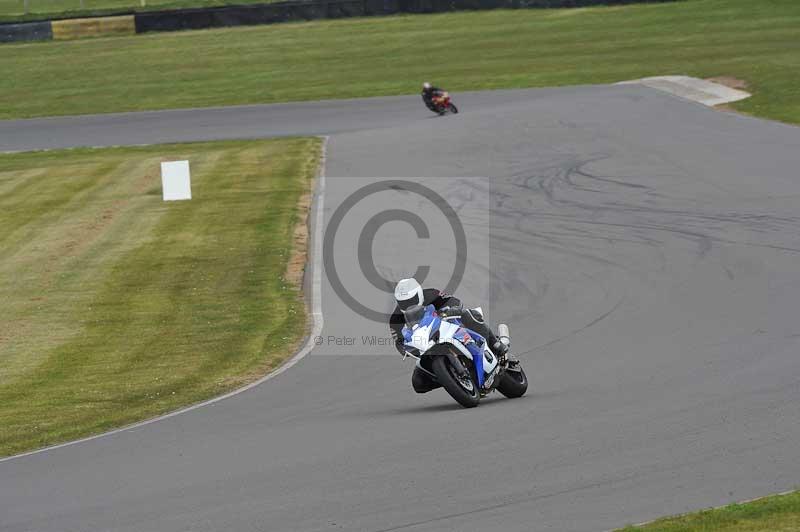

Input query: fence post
[24,0,29,14]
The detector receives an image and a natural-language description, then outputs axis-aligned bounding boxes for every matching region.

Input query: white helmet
[395,278,424,311]
[422,82,431,90]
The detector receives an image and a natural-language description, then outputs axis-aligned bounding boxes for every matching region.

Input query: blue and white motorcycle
[401,304,528,408]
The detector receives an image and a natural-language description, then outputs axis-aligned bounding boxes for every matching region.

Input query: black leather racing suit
[389,288,459,354]
[389,288,504,393]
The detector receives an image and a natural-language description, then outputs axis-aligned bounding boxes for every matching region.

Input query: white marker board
[161,160,192,201]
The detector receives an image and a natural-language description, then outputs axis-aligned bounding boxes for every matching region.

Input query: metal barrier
[0,20,52,42]
[134,0,672,33]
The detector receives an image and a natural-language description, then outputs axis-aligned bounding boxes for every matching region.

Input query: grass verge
[617,491,800,532]
[1,0,799,123]
[0,137,320,457]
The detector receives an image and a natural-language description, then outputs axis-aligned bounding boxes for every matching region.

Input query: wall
[51,15,135,40]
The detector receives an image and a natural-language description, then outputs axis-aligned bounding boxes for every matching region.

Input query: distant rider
[389,278,512,393]
[421,82,446,112]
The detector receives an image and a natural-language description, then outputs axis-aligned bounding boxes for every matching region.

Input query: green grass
[617,491,800,531]
[1,0,799,123]
[0,138,319,457]
[0,0,281,23]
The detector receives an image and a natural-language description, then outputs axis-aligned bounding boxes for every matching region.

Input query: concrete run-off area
[619,75,752,106]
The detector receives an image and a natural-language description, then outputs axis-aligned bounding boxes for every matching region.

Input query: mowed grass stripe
[1,0,799,123]
[0,160,131,384]
[0,138,319,457]
[0,160,126,265]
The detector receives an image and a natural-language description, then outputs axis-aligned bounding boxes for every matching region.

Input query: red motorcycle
[429,91,459,116]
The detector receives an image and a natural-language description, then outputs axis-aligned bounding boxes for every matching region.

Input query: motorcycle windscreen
[402,304,438,329]
[402,304,426,328]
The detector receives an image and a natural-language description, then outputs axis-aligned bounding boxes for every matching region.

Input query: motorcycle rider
[421,82,446,112]
[389,278,512,393]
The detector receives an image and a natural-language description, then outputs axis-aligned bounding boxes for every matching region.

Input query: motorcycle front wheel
[432,353,480,408]
[448,103,458,114]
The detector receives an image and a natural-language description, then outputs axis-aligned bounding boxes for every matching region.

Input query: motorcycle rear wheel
[432,353,480,408]
[497,365,528,398]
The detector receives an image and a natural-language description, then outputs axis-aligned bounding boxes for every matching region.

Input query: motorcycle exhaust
[498,324,510,347]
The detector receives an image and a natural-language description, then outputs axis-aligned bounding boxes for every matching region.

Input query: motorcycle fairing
[403,304,499,390]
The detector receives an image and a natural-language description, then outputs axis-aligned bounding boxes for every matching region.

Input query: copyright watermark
[320,176,492,337]
[313,335,395,347]
[323,179,467,323]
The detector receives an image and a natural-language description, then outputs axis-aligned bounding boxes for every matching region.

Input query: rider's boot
[492,341,520,370]
[504,351,520,369]
[491,338,509,362]
[461,308,510,362]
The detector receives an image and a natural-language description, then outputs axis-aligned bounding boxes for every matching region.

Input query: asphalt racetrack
[2,85,800,532]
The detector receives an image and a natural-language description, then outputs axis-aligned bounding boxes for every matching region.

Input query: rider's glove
[438,305,462,317]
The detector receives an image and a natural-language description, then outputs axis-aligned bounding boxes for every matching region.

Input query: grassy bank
[0,138,319,457]
[1,0,799,123]
[617,491,800,532]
